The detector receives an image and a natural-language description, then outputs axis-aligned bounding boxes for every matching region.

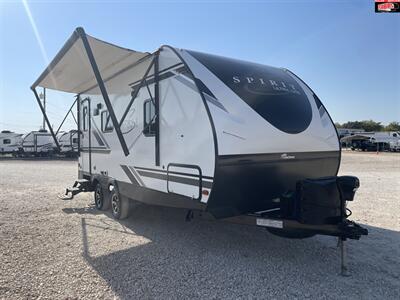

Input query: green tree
[385,121,400,131]
[341,120,383,132]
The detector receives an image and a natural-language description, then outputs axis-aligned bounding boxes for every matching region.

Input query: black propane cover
[296,177,342,225]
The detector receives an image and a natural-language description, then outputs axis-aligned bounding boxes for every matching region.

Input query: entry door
[80,98,91,174]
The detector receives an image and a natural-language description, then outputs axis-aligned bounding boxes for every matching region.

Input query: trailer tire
[94,183,110,211]
[266,228,315,239]
[110,189,130,220]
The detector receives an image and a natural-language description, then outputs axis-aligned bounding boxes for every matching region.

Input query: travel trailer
[31,28,367,274]
[341,131,400,151]
[0,130,22,156]
[58,130,79,157]
[21,129,57,157]
[337,128,364,139]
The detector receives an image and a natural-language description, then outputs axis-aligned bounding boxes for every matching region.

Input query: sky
[0,0,399,133]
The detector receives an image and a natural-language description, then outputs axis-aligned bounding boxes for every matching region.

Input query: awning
[340,135,370,142]
[32,27,151,94]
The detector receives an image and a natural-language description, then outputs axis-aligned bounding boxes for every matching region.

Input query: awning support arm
[119,56,155,127]
[145,81,155,106]
[71,111,78,126]
[76,27,130,156]
[31,87,61,151]
[55,97,78,135]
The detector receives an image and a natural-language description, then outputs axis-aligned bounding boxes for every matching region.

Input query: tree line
[335,120,400,132]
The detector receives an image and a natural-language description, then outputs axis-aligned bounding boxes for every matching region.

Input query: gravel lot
[0,152,399,299]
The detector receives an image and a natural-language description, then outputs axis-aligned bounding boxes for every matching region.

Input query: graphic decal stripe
[128,63,185,87]
[128,166,145,187]
[91,120,110,148]
[120,165,139,186]
[133,165,214,180]
[203,93,228,112]
[137,170,213,189]
[174,75,227,112]
[91,130,105,146]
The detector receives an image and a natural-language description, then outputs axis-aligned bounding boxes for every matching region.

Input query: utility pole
[40,87,46,130]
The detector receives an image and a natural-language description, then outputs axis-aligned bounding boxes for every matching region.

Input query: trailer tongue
[188,175,368,276]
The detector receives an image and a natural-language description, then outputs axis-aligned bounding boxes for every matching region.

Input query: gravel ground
[0,152,399,299]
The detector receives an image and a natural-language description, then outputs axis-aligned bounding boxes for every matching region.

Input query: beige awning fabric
[32,28,151,94]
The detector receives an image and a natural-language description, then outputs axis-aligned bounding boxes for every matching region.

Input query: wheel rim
[112,194,119,215]
[95,186,102,208]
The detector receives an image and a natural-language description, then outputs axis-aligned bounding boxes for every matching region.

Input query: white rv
[0,130,22,156]
[21,129,57,156]
[31,28,367,272]
[341,131,400,151]
[58,130,79,157]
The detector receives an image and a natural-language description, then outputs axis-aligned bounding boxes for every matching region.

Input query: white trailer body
[58,130,78,156]
[31,28,340,216]
[21,130,56,156]
[0,131,22,155]
[30,28,368,249]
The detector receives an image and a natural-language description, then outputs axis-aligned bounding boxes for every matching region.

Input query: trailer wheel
[266,228,315,239]
[110,189,130,220]
[94,183,110,211]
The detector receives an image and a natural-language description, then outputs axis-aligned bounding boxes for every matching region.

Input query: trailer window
[83,106,88,131]
[3,139,11,144]
[72,138,78,144]
[101,111,114,132]
[143,100,156,136]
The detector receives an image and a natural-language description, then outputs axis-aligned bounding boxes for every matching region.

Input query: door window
[83,106,88,131]
[101,110,114,132]
[143,100,156,136]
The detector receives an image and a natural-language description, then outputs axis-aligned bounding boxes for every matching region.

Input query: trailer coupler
[58,179,90,200]
[338,220,368,240]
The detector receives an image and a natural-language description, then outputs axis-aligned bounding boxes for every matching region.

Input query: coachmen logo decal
[281,153,295,160]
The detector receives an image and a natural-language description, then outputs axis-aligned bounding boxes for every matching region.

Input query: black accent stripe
[120,165,139,186]
[174,75,228,112]
[128,64,186,88]
[91,119,110,148]
[118,181,206,210]
[131,68,184,89]
[218,151,339,166]
[133,165,214,180]
[129,166,145,186]
[137,170,213,189]
[207,151,340,218]
[91,130,105,146]
[203,92,227,112]
[193,78,228,112]
[81,148,111,154]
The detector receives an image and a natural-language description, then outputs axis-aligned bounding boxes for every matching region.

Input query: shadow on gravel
[77,204,400,299]
[62,206,103,215]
